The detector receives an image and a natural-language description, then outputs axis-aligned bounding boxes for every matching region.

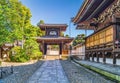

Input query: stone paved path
[27,60,69,83]
[60,60,115,83]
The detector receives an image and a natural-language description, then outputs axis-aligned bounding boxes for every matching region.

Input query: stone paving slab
[27,60,69,83]
[60,60,114,83]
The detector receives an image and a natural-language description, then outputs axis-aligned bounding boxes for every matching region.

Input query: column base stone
[59,55,62,59]
[44,55,46,59]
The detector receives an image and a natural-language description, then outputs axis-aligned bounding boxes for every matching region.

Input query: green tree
[24,25,43,60]
[24,39,42,60]
[72,34,85,46]
[37,20,45,36]
[0,0,32,43]
[65,34,69,38]
[36,26,44,36]
[0,0,43,62]
[37,20,44,26]
[0,0,13,45]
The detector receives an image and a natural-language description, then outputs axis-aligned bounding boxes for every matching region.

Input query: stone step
[46,55,60,60]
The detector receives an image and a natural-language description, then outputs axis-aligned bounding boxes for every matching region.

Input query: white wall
[47,50,59,55]
[72,45,85,59]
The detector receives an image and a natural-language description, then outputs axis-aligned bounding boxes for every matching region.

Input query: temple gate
[36,24,73,58]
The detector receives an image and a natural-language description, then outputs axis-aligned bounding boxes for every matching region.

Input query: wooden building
[37,24,73,58]
[0,43,13,60]
[72,0,120,64]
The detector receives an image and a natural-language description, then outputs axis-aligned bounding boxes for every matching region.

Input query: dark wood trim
[103,52,106,63]
[113,52,117,65]
[86,47,113,52]
[44,43,47,55]
[0,47,2,59]
[59,43,62,55]
[96,52,99,62]
[92,53,95,62]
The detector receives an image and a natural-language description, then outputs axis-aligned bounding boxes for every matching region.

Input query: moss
[73,59,120,82]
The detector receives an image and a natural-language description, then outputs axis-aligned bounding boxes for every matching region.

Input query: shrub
[24,39,42,60]
[31,51,42,60]
[10,39,43,62]
[10,46,30,62]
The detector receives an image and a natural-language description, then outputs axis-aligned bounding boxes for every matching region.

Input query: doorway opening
[47,45,59,55]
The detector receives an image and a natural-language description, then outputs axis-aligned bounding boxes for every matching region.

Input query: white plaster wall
[72,45,85,59]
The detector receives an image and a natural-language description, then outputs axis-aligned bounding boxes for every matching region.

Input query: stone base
[59,55,62,59]
[44,55,46,59]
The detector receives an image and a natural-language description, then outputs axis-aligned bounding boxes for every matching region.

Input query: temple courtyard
[26,58,116,83]
[0,56,118,83]
[1,0,120,83]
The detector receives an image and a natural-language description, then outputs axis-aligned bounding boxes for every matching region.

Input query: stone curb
[0,61,44,83]
[72,59,120,82]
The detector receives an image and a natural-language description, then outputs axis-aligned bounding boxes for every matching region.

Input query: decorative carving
[94,0,120,23]
[49,31,57,36]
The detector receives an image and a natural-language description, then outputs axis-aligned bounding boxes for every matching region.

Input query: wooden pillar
[43,43,45,55]
[86,52,89,61]
[103,52,106,63]
[113,52,117,65]
[59,43,62,55]
[43,43,47,58]
[97,52,99,62]
[88,52,91,61]
[92,52,94,62]
[85,52,88,60]
[88,53,90,61]
[45,43,47,55]
[84,53,87,60]
[59,43,62,58]
[0,47,3,59]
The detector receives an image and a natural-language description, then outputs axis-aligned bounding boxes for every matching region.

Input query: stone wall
[0,61,43,83]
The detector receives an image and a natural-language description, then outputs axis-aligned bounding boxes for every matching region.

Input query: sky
[20,0,93,37]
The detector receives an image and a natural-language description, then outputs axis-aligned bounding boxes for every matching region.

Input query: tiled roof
[72,0,115,24]
[36,37,74,44]
[36,36,73,40]
[38,24,68,31]
[39,24,67,27]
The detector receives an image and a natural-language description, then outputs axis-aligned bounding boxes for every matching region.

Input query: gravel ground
[0,60,44,83]
[60,60,115,83]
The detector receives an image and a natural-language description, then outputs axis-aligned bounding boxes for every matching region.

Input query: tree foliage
[65,34,69,38]
[37,20,44,26]
[0,0,13,45]
[10,46,30,62]
[37,20,45,36]
[24,39,42,60]
[72,34,85,46]
[0,0,43,62]
[0,0,32,44]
